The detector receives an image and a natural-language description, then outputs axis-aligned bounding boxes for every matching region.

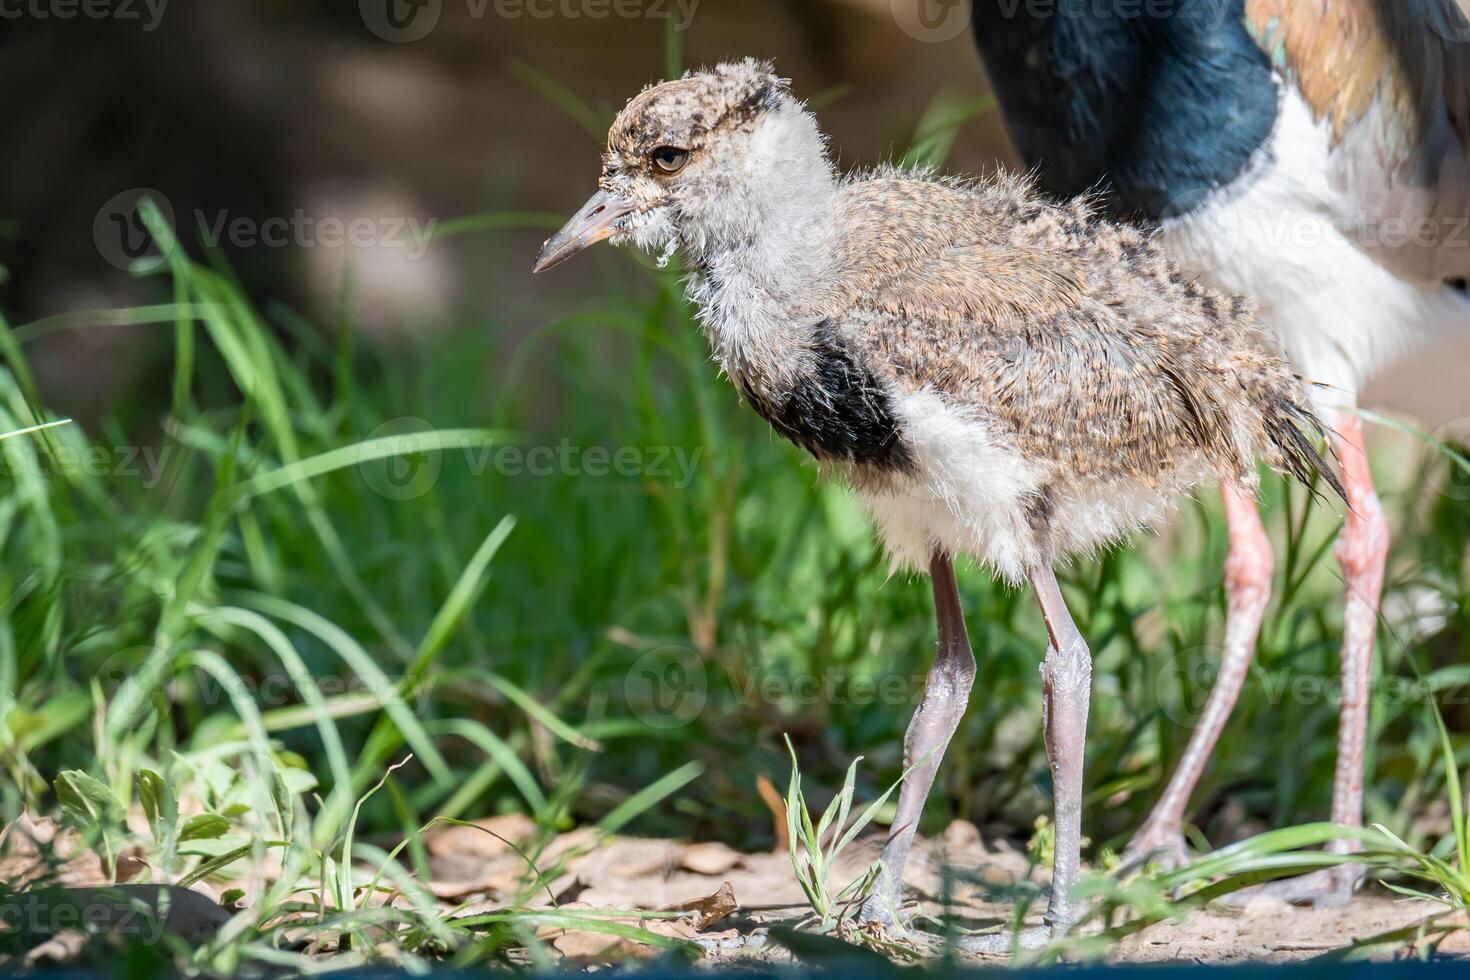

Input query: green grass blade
[421,718,548,816]
[594,760,703,836]
[477,670,601,751]
[0,418,72,442]
[234,429,509,501]
[409,515,516,678]
[233,592,453,791]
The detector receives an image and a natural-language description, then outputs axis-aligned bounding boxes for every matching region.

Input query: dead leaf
[536,903,649,961]
[425,813,535,859]
[603,839,681,879]
[426,816,556,900]
[115,846,149,883]
[943,819,982,852]
[642,917,699,942]
[0,812,106,889]
[976,865,1016,887]
[426,878,496,901]
[550,930,645,959]
[754,776,788,853]
[1240,894,1293,918]
[679,841,743,876]
[658,881,737,930]
[24,930,85,966]
[1431,919,1470,956]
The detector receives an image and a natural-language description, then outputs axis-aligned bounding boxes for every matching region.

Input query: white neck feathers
[682,102,837,386]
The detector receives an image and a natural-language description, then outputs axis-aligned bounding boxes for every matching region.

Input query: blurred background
[1,1,1012,418]
[2,0,1469,915]
[4,2,1466,425]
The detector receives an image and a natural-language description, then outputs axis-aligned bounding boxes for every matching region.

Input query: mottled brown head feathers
[607,59,787,160]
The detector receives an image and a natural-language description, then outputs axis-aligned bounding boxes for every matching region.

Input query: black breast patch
[739,323,915,473]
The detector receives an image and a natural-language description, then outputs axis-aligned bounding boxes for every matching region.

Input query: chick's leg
[1031,565,1093,931]
[962,565,1093,955]
[858,550,976,929]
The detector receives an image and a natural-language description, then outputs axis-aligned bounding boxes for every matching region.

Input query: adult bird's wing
[1245,0,1470,283]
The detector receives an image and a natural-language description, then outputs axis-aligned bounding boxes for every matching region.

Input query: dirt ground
[6,810,1465,968]
[424,816,1466,965]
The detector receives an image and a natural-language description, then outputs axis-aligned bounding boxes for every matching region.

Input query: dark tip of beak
[531,241,558,275]
[531,233,577,274]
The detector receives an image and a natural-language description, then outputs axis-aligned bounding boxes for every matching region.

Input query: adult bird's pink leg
[1124,483,1273,870]
[1228,411,1387,907]
[858,550,976,929]
[1326,413,1387,875]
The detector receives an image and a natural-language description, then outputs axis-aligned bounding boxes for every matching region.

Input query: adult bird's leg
[966,566,1096,954]
[1233,412,1386,907]
[1124,483,1273,870]
[1327,412,1387,877]
[857,550,976,930]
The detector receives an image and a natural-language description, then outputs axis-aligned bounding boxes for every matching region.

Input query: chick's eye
[650,146,689,174]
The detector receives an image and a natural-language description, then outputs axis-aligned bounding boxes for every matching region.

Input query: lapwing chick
[533,60,1342,946]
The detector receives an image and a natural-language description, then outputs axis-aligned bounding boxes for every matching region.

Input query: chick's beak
[532,189,636,273]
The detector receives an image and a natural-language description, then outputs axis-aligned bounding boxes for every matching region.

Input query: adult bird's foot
[1120,825,1190,874]
[1219,865,1361,909]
